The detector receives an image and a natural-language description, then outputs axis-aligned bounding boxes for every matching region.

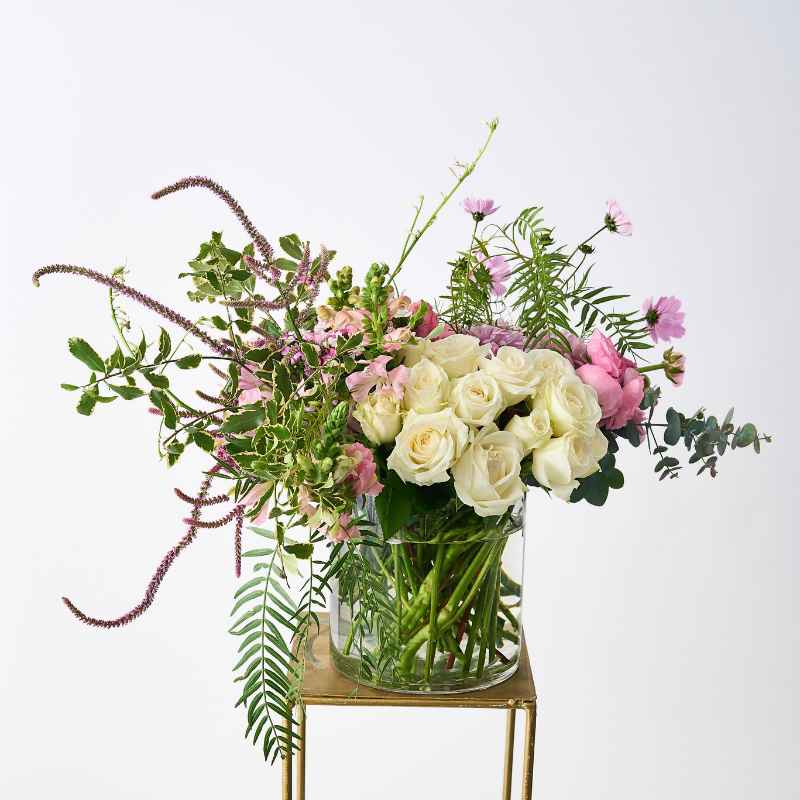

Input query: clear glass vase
[329,496,525,693]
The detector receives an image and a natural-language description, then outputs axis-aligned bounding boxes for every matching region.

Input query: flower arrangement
[34,119,769,762]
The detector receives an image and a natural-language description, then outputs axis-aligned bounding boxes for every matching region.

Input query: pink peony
[343,443,383,497]
[576,364,624,420]
[586,329,626,379]
[605,368,646,431]
[484,255,512,296]
[463,196,499,221]
[605,200,633,236]
[642,296,685,343]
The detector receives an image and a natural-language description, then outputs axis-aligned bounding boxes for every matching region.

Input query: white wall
[1,1,797,798]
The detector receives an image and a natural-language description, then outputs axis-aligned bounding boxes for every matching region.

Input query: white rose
[531,429,608,501]
[402,337,434,368]
[427,334,487,378]
[528,348,576,382]
[533,374,601,436]
[504,409,552,455]
[402,358,450,414]
[449,371,505,427]
[478,346,542,405]
[387,409,469,485]
[453,424,525,517]
[354,394,402,444]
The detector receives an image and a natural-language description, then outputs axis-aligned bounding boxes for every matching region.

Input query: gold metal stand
[284,613,537,799]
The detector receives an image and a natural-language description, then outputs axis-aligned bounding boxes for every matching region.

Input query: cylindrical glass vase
[329,497,525,693]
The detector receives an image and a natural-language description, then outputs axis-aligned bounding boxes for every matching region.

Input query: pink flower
[388,294,415,319]
[345,356,408,402]
[605,368,645,431]
[297,485,317,518]
[605,200,632,236]
[413,302,438,337]
[238,366,270,406]
[483,255,511,296]
[243,482,271,525]
[327,512,360,543]
[383,327,412,352]
[663,347,686,386]
[576,364,624,420]
[343,443,383,497]
[586,330,625,379]
[566,334,590,368]
[469,323,525,354]
[463,196,499,221]
[642,296,685,343]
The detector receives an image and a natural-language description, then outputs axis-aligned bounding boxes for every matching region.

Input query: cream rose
[449,371,505,427]
[478,346,542,404]
[402,337,434,368]
[533,374,601,436]
[528,348,576,382]
[402,358,450,414]
[387,409,469,485]
[504,409,552,455]
[531,429,608,501]
[427,334,487,378]
[453,424,525,517]
[354,394,402,444]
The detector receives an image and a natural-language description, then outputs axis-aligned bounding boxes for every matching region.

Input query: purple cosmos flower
[605,200,633,236]
[469,323,525,355]
[463,196,499,222]
[642,296,685,343]
[482,255,511,297]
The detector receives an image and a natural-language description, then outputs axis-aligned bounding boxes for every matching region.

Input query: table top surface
[299,613,536,709]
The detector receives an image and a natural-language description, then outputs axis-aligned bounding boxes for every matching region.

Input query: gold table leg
[282,706,293,800]
[502,706,516,800]
[297,704,306,800]
[521,703,537,800]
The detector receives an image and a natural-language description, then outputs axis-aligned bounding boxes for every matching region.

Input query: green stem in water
[423,537,446,682]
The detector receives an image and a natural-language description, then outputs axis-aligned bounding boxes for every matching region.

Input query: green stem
[423,537,446,681]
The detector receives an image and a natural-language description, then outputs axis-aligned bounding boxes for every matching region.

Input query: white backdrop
[1,2,797,798]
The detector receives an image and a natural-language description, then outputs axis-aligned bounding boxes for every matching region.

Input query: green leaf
[374,468,415,537]
[734,423,756,447]
[192,430,215,452]
[109,383,145,399]
[149,389,177,429]
[270,425,291,441]
[176,353,203,369]
[273,258,297,272]
[142,370,170,389]
[68,337,105,373]
[284,542,313,559]
[664,407,682,446]
[76,390,97,416]
[222,407,266,434]
[246,347,272,363]
[279,234,304,260]
[156,328,172,363]
[60,383,80,392]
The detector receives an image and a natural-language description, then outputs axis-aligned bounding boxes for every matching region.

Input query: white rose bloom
[449,371,505,427]
[528,348,576,382]
[402,358,450,414]
[402,337,434,368]
[387,409,469,486]
[478,346,542,405]
[504,408,552,455]
[453,424,525,517]
[533,374,601,436]
[354,394,402,444]
[531,429,608,501]
[427,334,487,378]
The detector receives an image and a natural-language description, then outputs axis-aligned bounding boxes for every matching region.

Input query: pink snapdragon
[238,366,271,405]
[342,443,383,497]
[642,296,685,343]
[463,196,499,221]
[345,355,409,403]
[242,482,271,525]
[605,200,633,236]
[388,294,415,319]
[327,512,360,543]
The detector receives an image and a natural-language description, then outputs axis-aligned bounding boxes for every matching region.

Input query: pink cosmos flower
[642,296,685,343]
[483,255,512,296]
[343,443,383,497]
[463,196,499,221]
[605,200,633,236]
[242,482,271,525]
[327,512,360,543]
[469,323,525,354]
